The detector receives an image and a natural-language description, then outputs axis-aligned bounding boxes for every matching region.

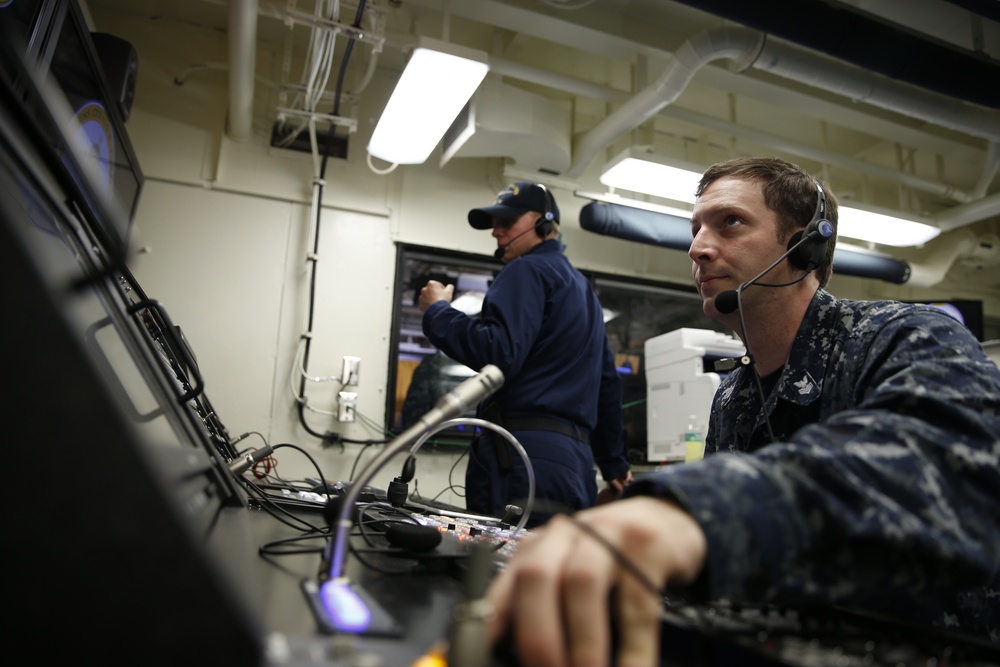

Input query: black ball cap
[468,182,559,229]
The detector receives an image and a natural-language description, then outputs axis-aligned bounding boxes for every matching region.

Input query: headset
[535,183,556,238]
[787,178,833,273]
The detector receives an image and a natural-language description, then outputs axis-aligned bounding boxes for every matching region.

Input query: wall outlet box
[342,355,360,386]
[338,391,357,422]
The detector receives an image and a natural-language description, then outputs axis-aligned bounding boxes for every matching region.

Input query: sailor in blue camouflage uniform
[484,157,1000,667]
[418,182,632,526]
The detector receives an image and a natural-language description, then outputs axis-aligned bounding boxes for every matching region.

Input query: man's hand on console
[486,496,707,667]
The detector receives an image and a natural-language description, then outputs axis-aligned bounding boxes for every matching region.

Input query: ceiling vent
[441,80,571,175]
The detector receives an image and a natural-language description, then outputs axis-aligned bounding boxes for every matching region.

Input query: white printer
[644,328,745,463]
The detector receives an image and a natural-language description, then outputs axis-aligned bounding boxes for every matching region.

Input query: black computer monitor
[1,0,143,260]
[905,299,984,341]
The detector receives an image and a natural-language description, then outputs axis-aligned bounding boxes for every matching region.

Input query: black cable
[296,0,369,440]
[730,259,813,446]
[232,430,268,451]
[447,447,470,498]
[732,289,777,445]
[244,478,326,533]
[233,443,333,532]
[272,442,332,496]
[348,441,384,481]
[349,502,428,575]
[259,532,329,557]
[343,435,394,445]
[356,502,422,546]
[563,513,664,601]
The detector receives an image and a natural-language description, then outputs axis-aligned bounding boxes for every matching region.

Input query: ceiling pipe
[227,0,258,142]
[667,0,1000,109]
[467,59,980,210]
[753,38,1000,144]
[656,106,980,205]
[905,229,981,288]
[971,141,1000,199]
[481,52,984,205]
[566,25,1000,179]
[380,6,996,210]
[565,26,764,179]
[934,190,1000,232]
[405,1,999,153]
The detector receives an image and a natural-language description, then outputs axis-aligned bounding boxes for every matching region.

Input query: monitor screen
[2,0,144,259]
[905,299,984,341]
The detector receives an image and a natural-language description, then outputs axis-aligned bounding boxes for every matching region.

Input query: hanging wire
[294,0,370,442]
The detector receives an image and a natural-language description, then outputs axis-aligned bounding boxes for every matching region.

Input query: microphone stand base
[301,578,402,637]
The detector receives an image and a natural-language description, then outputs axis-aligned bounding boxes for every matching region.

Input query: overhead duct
[579,201,912,285]
[227,0,257,142]
[397,0,998,231]
[905,229,981,287]
[668,0,1000,109]
[935,189,1000,232]
[566,25,1000,179]
[441,80,571,174]
[566,26,763,180]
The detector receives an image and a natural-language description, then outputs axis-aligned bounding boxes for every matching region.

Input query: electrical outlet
[338,391,357,422]
[342,355,360,386]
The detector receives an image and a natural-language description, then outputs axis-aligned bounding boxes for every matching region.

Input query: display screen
[2,0,143,258]
[45,0,142,253]
[905,299,984,341]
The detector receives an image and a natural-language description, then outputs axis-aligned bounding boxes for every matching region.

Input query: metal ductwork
[668,0,1000,109]
[227,0,258,142]
[579,201,912,285]
[565,24,1000,179]
[565,27,764,180]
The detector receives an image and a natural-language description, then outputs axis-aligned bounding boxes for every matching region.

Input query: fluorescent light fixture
[367,37,488,165]
[599,148,704,204]
[838,204,941,247]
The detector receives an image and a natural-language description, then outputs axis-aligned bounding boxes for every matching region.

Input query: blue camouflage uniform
[627,289,1000,640]
[422,239,630,524]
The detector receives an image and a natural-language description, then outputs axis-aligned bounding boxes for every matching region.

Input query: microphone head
[715,289,740,314]
[324,495,361,528]
[493,246,505,260]
[385,523,443,553]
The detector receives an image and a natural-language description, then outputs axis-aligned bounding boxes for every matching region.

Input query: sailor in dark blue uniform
[418,182,632,525]
[484,158,1000,667]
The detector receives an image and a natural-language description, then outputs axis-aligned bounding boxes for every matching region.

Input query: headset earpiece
[788,179,833,272]
[536,183,555,238]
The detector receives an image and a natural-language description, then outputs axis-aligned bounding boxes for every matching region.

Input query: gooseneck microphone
[715,218,834,315]
[322,364,505,583]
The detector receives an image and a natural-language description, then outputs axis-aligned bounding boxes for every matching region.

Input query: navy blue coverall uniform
[422,239,630,524]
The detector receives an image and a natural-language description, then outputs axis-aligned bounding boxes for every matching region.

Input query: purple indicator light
[319,581,371,632]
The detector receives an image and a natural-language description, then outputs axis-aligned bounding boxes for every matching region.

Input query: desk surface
[209,499,508,667]
[209,499,1000,667]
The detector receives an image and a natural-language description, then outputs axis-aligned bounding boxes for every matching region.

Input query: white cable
[367,151,398,175]
[346,9,381,96]
[409,418,535,537]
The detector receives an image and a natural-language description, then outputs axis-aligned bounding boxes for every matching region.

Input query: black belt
[498,416,591,442]
[482,405,590,471]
